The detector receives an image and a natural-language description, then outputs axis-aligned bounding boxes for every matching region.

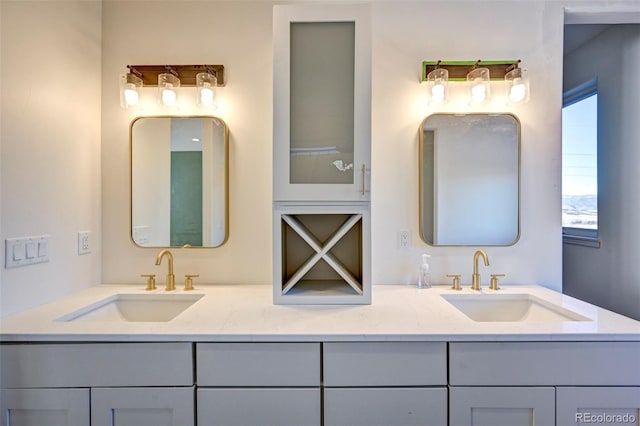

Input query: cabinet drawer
[197,388,320,426]
[0,343,193,388]
[323,342,446,386]
[324,387,447,426]
[450,342,640,386]
[196,342,320,386]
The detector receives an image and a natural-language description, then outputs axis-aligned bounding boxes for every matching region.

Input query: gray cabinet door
[197,388,320,426]
[556,387,640,426]
[1,388,89,426]
[91,387,194,426]
[324,387,447,426]
[450,387,555,426]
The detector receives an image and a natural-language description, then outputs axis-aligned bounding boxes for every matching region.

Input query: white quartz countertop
[1,284,639,342]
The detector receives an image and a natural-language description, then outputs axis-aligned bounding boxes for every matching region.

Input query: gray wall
[563,24,640,320]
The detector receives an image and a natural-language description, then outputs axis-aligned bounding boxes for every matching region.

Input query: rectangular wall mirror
[419,113,520,246]
[130,116,229,248]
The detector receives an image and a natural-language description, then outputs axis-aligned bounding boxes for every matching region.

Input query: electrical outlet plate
[78,231,91,255]
[398,229,410,248]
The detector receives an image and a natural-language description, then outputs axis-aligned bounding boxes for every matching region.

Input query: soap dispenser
[418,254,432,289]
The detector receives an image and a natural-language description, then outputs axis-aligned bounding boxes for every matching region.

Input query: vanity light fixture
[422,60,527,106]
[119,69,143,109]
[504,60,530,105]
[119,64,225,109]
[425,61,449,104]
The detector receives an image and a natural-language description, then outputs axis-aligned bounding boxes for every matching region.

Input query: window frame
[562,78,601,248]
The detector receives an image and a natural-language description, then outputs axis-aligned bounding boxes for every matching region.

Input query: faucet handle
[184,274,199,291]
[447,274,462,291]
[490,274,506,290]
[141,274,156,291]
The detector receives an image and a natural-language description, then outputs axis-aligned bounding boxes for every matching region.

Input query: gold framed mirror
[419,113,520,246]
[130,116,229,248]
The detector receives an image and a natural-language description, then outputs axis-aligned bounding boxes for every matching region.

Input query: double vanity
[2,283,639,426]
[2,4,639,426]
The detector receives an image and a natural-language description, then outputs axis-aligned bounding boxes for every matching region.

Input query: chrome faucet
[155,249,176,291]
[471,249,490,290]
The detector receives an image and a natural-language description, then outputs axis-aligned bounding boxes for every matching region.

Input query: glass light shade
[467,67,491,104]
[427,68,448,104]
[119,73,142,109]
[196,72,217,108]
[505,67,530,104]
[158,73,180,107]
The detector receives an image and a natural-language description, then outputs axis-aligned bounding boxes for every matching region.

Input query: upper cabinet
[273,4,371,202]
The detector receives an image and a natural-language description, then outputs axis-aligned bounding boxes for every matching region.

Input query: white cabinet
[556,387,640,426]
[272,3,372,305]
[196,343,321,426]
[273,4,371,202]
[449,387,556,426]
[323,342,447,426]
[1,388,89,426]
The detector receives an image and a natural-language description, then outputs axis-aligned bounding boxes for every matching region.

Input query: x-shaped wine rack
[281,214,363,295]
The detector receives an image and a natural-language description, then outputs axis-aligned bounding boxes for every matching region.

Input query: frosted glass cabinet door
[273,4,371,202]
[450,387,555,426]
[91,387,194,426]
[1,388,89,426]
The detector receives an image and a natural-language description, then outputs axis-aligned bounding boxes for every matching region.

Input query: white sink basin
[56,293,204,322]
[442,293,591,322]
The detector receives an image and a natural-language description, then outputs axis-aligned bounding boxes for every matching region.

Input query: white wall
[371,1,566,289]
[563,24,640,320]
[101,1,274,284]
[101,0,568,291]
[0,1,102,316]
[3,1,637,316]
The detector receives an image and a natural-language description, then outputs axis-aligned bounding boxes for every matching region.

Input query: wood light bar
[126,64,225,86]
[422,60,520,82]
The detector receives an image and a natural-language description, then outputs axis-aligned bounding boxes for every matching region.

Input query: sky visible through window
[562,93,597,230]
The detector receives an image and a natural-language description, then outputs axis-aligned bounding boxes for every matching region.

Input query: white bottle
[418,254,432,289]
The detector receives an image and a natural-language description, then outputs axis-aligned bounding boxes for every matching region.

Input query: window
[562,79,599,246]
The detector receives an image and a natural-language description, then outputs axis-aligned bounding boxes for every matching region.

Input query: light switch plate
[5,235,50,268]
